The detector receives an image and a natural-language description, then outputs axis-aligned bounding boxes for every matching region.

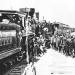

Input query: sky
[0,0,75,27]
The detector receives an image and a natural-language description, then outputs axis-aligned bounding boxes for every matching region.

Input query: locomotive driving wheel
[16,52,23,62]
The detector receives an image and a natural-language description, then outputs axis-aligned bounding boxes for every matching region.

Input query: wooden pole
[26,19,29,64]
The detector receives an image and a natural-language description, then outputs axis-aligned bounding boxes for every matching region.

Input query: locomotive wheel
[16,53,23,62]
[16,56,22,62]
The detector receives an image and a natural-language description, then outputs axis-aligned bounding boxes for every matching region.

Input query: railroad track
[4,59,27,75]
[4,56,40,75]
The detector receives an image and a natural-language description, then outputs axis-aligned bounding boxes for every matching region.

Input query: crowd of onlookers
[33,20,75,58]
[33,21,53,57]
[51,32,75,57]
[23,19,75,64]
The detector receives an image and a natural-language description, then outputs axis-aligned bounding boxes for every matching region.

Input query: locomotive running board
[0,47,21,60]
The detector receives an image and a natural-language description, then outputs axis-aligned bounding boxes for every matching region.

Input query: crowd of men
[33,21,53,57]
[51,32,75,57]
[33,20,75,58]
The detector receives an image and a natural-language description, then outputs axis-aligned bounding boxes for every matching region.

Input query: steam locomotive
[0,9,35,74]
[0,10,25,75]
[0,24,24,75]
